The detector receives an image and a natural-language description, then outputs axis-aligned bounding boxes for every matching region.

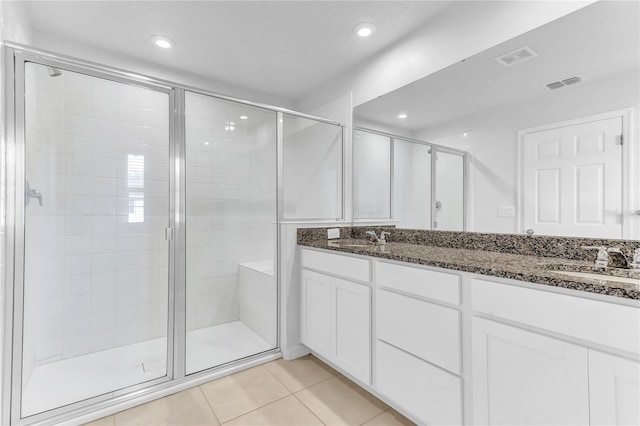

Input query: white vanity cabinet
[472,317,590,425]
[375,261,463,425]
[588,350,640,425]
[300,249,372,384]
[472,278,640,426]
[298,245,640,426]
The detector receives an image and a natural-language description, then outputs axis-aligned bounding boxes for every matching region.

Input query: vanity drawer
[376,261,460,305]
[376,289,461,374]
[471,278,640,354]
[301,248,370,282]
[377,340,462,426]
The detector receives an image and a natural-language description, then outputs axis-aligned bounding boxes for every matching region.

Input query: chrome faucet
[581,246,609,269]
[379,231,390,245]
[606,247,632,269]
[631,248,640,270]
[366,230,391,245]
[581,246,635,269]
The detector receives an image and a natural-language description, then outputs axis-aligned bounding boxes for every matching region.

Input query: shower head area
[46,66,62,77]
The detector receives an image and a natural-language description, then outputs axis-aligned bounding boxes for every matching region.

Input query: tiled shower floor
[22,321,272,417]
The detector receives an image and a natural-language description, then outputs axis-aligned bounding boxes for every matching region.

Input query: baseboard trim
[282,344,310,360]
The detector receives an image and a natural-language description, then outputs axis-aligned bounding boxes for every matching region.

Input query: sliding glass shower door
[184,92,278,374]
[19,62,172,417]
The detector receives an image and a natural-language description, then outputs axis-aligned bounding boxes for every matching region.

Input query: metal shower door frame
[3,48,178,425]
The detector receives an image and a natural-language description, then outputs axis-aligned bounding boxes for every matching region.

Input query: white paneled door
[522,116,623,238]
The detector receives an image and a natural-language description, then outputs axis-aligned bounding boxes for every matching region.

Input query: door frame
[517,108,636,239]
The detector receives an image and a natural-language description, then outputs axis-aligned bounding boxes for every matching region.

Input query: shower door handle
[25,181,43,206]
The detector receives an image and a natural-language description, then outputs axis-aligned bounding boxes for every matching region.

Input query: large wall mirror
[354,1,639,240]
[353,128,466,231]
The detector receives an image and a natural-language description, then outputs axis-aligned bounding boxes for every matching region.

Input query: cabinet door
[472,318,589,425]
[301,269,332,358]
[589,350,640,425]
[333,278,371,384]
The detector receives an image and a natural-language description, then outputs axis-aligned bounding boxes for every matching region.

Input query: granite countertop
[299,238,640,300]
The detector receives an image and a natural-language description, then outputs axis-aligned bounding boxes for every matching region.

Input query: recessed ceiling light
[204,141,210,145]
[240,116,248,120]
[398,113,407,119]
[151,35,174,49]
[462,132,468,138]
[354,23,376,37]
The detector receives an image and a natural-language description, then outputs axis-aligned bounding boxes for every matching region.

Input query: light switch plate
[327,228,340,239]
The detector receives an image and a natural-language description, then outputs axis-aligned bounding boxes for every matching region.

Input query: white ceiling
[14,1,453,102]
[354,0,640,133]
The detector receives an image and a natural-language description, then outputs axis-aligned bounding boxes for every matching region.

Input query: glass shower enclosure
[2,45,332,424]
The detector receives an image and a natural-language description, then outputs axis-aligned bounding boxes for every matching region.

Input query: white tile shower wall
[238,261,276,346]
[185,93,276,332]
[23,65,170,368]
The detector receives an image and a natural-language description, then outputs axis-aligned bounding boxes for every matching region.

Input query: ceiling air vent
[544,75,584,90]
[562,76,583,86]
[494,46,539,67]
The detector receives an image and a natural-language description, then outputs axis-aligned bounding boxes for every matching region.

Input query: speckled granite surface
[298,227,640,300]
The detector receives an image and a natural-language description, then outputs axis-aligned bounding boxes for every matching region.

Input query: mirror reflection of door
[522,114,623,238]
[434,150,465,231]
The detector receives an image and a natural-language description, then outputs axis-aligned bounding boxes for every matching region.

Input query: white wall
[296,1,594,113]
[355,118,413,140]
[282,117,343,220]
[416,68,640,234]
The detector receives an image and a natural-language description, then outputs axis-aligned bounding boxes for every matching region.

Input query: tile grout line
[291,392,327,426]
[261,357,330,425]
[219,393,293,425]
[358,409,386,426]
[294,373,392,426]
[213,365,293,424]
[196,385,221,426]
[264,357,339,394]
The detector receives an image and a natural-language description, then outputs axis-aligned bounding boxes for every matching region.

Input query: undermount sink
[552,270,640,286]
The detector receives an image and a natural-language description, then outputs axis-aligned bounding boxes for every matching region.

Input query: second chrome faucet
[581,246,639,270]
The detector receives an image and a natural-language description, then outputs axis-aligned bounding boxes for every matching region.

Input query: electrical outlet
[327,228,340,239]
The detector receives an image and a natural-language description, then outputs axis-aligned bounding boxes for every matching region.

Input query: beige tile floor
[83,355,415,426]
